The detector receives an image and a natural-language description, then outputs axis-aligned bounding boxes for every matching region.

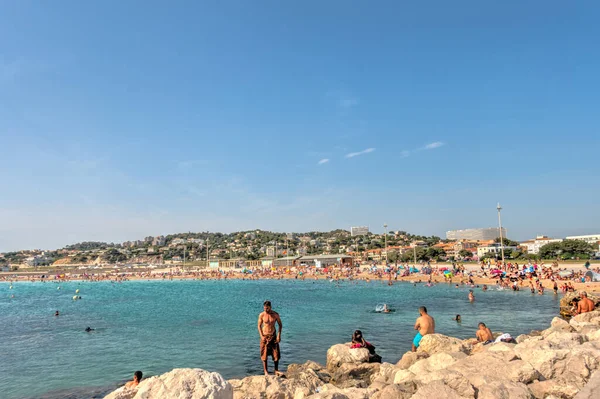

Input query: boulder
[408,352,466,375]
[131,368,232,399]
[528,380,580,399]
[477,381,533,399]
[514,347,570,380]
[287,361,331,383]
[416,334,470,355]
[413,369,475,398]
[369,363,397,385]
[393,369,416,384]
[516,334,530,344]
[230,369,323,399]
[551,316,574,332]
[370,383,415,399]
[560,293,600,318]
[326,344,370,372]
[448,352,539,387]
[487,342,518,362]
[544,331,586,348]
[104,387,137,399]
[395,351,428,370]
[575,369,600,399]
[307,384,377,399]
[410,379,472,399]
[330,363,380,389]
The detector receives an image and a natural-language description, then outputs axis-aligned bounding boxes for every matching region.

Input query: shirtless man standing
[412,306,435,352]
[576,291,595,314]
[257,300,283,376]
[476,322,494,344]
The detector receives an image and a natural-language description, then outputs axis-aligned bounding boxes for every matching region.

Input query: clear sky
[1,1,599,251]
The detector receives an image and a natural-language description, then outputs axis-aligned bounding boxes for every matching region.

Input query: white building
[520,236,563,254]
[477,243,518,259]
[566,234,600,249]
[447,227,506,241]
[152,236,166,246]
[351,226,369,236]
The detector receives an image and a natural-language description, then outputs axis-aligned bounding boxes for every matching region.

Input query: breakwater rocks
[104,311,600,399]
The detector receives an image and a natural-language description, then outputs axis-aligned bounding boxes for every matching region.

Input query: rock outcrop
[104,368,232,399]
[102,311,600,399]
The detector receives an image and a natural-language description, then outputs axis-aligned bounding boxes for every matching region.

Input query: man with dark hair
[412,306,435,352]
[476,322,493,344]
[258,300,283,376]
[125,371,143,388]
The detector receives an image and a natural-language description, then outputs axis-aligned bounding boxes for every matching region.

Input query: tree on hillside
[494,237,520,247]
[458,249,472,259]
[539,239,595,260]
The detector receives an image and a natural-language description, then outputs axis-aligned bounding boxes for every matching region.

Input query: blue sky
[1,1,599,251]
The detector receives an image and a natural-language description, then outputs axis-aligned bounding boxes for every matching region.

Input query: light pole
[383,224,388,265]
[413,246,417,265]
[497,203,505,265]
[286,236,289,267]
[206,238,209,268]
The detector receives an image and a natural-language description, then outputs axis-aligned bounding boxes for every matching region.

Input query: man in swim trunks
[258,300,283,376]
[476,322,494,344]
[412,306,435,352]
[576,291,595,314]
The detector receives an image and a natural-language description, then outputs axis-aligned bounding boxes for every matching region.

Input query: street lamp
[497,203,505,265]
[383,224,388,264]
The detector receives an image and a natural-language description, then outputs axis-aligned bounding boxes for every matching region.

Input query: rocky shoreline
[103,297,600,399]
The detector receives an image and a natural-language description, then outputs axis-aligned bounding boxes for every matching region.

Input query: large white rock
[370,383,414,399]
[551,317,574,332]
[126,368,232,399]
[395,351,428,370]
[230,369,323,399]
[411,379,472,399]
[448,352,539,387]
[393,369,415,384]
[416,334,469,355]
[413,369,475,398]
[408,352,466,375]
[104,387,137,399]
[477,381,533,399]
[326,344,370,372]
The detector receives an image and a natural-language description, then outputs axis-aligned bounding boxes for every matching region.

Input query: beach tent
[585,271,600,282]
[409,267,419,273]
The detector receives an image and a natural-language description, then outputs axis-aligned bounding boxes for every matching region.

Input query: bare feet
[274,371,286,378]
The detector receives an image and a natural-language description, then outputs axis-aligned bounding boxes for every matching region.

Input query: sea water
[0,279,559,399]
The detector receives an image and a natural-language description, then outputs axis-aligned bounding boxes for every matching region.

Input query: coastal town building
[446,227,506,241]
[299,254,353,267]
[152,236,166,246]
[520,236,563,254]
[351,226,369,236]
[476,243,518,258]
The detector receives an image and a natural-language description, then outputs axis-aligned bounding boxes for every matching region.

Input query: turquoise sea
[1,279,559,399]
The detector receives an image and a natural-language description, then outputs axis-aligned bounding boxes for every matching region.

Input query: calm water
[0,279,560,399]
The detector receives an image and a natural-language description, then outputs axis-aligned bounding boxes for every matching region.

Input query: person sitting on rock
[412,306,435,352]
[350,330,381,362]
[125,371,143,389]
[576,291,595,314]
[476,323,494,344]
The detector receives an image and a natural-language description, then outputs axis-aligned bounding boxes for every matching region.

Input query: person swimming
[454,314,461,322]
[55,311,59,316]
[382,304,390,313]
[85,327,94,332]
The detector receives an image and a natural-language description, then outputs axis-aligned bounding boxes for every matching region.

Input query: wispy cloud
[423,141,444,150]
[345,148,375,158]
[399,150,411,158]
[318,158,330,165]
